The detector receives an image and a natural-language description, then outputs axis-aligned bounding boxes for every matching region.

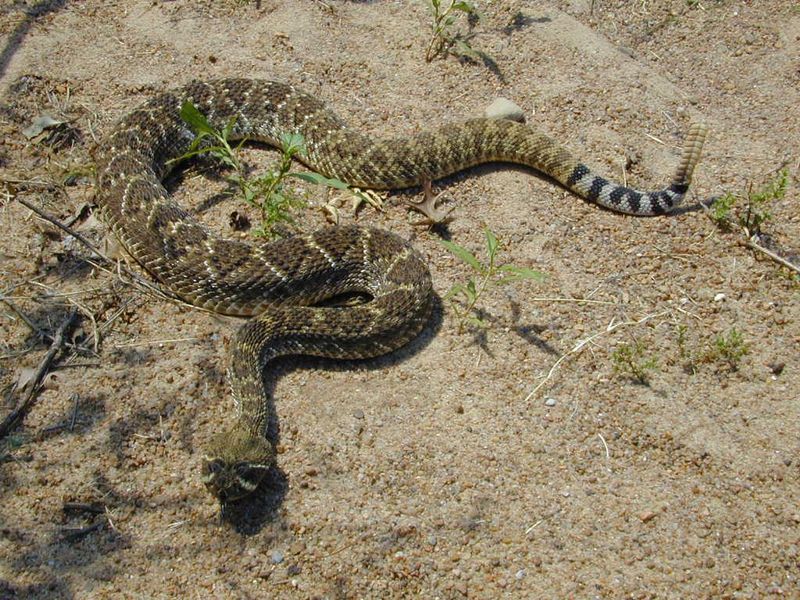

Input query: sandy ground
[1,0,799,598]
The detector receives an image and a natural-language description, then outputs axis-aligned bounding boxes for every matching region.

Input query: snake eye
[234,463,253,478]
[203,458,226,476]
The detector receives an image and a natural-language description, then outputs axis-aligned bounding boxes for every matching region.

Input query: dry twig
[0,309,79,438]
[523,310,670,401]
[16,197,182,304]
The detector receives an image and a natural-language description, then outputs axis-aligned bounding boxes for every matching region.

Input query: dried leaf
[22,114,64,139]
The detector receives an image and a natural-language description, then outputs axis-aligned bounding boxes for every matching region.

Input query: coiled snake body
[93,79,706,501]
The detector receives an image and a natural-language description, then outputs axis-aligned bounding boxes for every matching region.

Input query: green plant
[710,168,789,237]
[709,191,736,225]
[674,323,700,375]
[612,338,659,384]
[441,226,544,332]
[703,328,749,371]
[172,101,356,238]
[424,0,486,62]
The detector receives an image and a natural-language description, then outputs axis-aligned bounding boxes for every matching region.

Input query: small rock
[353,409,364,419]
[638,510,658,523]
[270,550,284,564]
[767,362,785,375]
[713,293,726,302]
[484,97,525,122]
[515,569,527,579]
[544,397,557,407]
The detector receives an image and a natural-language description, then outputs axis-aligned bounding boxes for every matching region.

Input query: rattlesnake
[93,79,706,502]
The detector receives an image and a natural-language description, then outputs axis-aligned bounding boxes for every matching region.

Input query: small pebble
[484,97,526,122]
[515,569,527,580]
[713,293,726,302]
[767,362,785,375]
[271,550,284,564]
[544,397,557,407]
[638,510,658,523]
[353,409,364,419]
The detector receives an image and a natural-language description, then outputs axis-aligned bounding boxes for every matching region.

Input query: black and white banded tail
[564,122,707,215]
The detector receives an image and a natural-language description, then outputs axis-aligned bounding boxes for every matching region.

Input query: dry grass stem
[524,310,670,401]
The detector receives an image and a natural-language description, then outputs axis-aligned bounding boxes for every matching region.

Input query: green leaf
[221,115,239,140]
[445,283,465,300]
[452,1,475,13]
[290,172,350,190]
[496,264,546,285]
[465,279,478,303]
[440,239,483,272]
[280,132,307,157]
[466,315,487,329]
[179,101,217,136]
[484,227,498,261]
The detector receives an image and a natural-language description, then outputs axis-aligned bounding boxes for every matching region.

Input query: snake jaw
[201,428,275,502]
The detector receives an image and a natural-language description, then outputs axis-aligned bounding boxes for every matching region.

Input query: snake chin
[202,429,275,502]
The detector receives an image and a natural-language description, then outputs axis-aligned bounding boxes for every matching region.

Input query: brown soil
[1,1,799,598]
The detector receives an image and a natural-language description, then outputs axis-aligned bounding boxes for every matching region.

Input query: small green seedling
[675,323,700,375]
[710,168,789,236]
[425,0,486,63]
[172,101,359,238]
[703,328,749,372]
[441,226,544,333]
[612,338,659,385]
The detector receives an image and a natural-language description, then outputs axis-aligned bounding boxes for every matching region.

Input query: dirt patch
[1,1,798,597]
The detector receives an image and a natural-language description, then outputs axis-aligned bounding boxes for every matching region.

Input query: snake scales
[93,78,706,501]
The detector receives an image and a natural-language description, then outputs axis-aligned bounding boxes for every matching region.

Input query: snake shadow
[218,294,444,535]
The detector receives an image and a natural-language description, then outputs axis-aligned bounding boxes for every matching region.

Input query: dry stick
[60,497,118,541]
[743,239,800,275]
[3,288,94,358]
[0,309,79,438]
[66,296,100,354]
[0,296,43,336]
[68,392,80,430]
[15,197,181,304]
[61,521,104,542]
[701,202,799,275]
[63,501,105,513]
[523,310,670,402]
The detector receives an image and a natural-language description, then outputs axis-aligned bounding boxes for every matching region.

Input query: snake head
[201,428,275,502]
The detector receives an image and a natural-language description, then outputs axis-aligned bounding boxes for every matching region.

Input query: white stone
[484,97,526,122]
